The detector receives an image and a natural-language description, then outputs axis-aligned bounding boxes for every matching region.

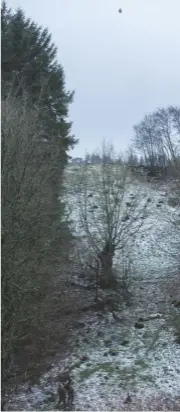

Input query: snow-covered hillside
[5,167,180,411]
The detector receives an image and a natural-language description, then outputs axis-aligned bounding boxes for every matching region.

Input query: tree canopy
[1,1,77,161]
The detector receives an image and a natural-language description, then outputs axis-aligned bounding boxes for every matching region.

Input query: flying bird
[118,8,123,13]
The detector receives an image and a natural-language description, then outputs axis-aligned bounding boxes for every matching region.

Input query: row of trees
[1,1,78,404]
[70,152,117,165]
[133,106,180,174]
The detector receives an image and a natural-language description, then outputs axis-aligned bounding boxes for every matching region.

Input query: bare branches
[69,142,150,289]
[133,106,180,175]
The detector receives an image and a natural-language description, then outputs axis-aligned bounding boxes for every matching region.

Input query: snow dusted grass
[5,166,180,411]
[6,308,180,410]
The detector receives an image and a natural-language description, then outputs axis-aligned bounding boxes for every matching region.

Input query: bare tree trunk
[70,141,150,296]
[98,241,115,288]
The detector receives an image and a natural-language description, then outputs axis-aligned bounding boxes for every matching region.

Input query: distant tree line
[71,105,180,173]
[70,152,118,165]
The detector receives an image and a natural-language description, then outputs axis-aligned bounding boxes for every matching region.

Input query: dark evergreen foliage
[1,1,77,162]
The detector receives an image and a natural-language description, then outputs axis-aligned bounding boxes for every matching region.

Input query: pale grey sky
[8,0,180,157]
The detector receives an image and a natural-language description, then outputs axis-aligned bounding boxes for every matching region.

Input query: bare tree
[133,113,160,169]
[155,107,180,164]
[68,142,150,291]
[133,106,180,177]
[126,146,139,167]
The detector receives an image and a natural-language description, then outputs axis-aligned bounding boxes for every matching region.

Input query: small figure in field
[64,377,74,407]
[57,382,67,409]
[57,374,74,410]
[124,393,132,404]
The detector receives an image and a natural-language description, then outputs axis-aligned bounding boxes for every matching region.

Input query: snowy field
[5,165,180,410]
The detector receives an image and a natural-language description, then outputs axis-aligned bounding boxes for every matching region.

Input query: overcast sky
[8,0,180,157]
